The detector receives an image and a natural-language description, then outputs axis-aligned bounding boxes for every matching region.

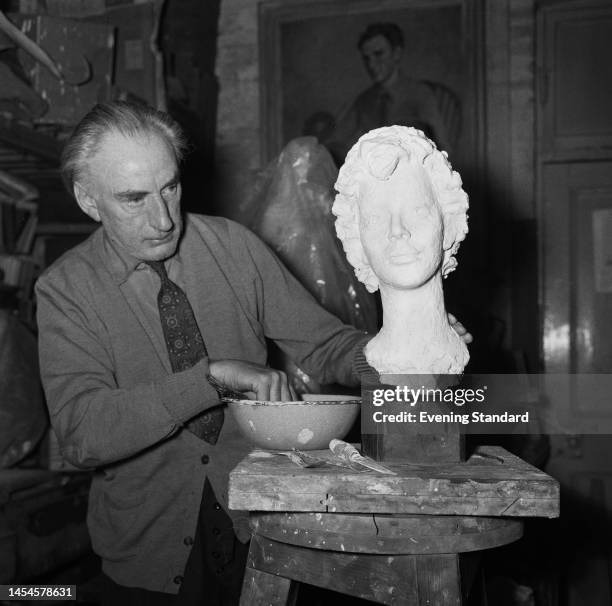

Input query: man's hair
[61,100,188,195]
[358,23,404,52]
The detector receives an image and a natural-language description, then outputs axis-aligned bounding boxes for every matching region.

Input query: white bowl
[227,395,361,450]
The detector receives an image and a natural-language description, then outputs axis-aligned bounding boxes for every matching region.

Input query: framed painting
[259,0,484,170]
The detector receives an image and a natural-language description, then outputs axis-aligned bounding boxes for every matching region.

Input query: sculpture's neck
[365,273,468,375]
[379,275,447,336]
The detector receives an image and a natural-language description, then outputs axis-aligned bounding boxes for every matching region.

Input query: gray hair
[61,101,188,195]
[332,126,469,292]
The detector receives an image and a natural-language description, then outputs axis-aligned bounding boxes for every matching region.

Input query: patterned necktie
[147,260,224,444]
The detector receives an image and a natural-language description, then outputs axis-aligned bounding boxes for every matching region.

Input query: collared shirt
[100,231,182,353]
[36,214,368,593]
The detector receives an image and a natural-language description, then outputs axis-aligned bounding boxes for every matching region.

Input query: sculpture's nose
[390,213,410,240]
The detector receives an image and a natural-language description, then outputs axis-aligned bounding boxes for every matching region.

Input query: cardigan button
[201,454,210,464]
[173,575,183,585]
[213,502,221,511]
[184,536,194,546]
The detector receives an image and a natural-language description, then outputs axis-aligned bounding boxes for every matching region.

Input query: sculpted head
[332,126,468,292]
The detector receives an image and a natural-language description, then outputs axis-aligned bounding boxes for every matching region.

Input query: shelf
[0,116,63,163]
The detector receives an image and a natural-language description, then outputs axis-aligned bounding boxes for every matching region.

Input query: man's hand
[208,360,297,401]
[448,313,473,344]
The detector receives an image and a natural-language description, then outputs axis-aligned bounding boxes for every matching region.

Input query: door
[538,2,612,604]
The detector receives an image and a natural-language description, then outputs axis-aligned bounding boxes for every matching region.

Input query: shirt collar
[100,229,179,284]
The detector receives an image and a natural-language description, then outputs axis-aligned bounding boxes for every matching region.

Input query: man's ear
[73,182,101,222]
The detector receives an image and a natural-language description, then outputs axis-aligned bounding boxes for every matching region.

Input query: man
[36,101,469,604]
[328,23,456,164]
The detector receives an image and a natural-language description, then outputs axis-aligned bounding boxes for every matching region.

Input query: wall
[484,0,538,368]
[216,0,260,218]
[215,0,539,365]
[162,0,221,212]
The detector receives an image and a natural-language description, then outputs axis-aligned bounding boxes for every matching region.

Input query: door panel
[542,162,612,377]
[540,3,612,155]
[538,4,612,604]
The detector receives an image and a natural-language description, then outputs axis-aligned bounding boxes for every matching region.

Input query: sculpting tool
[329,439,397,475]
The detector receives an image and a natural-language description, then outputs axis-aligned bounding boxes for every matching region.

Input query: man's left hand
[448,313,473,344]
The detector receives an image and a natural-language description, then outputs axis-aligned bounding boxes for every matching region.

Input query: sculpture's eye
[415,206,431,218]
[361,214,381,229]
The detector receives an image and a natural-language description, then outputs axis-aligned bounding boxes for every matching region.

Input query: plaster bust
[332,125,469,375]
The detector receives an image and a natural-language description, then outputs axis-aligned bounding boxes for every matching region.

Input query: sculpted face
[358,155,444,290]
[76,130,183,262]
[360,34,402,84]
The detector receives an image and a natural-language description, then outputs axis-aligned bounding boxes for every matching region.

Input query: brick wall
[213,0,540,366]
[215,0,260,218]
[214,0,537,216]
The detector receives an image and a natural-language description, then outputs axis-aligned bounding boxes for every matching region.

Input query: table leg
[245,533,462,605]
[414,554,462,606]
[240,564,297,606]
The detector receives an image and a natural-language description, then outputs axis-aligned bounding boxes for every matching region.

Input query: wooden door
[538,2,612,604]
[538,1,612,158]
[542,162,612,377]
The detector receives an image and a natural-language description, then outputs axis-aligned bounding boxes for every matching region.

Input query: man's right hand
[208,360,297,402]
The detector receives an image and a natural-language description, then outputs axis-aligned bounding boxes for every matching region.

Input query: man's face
[358,157,444,290]
[360,34,402,84]
[77,130,183,263]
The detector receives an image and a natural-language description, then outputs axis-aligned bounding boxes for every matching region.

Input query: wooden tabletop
[229,445,559,518]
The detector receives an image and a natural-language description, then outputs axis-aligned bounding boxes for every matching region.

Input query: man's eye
[126,196,145,205]
[163,183,179,197]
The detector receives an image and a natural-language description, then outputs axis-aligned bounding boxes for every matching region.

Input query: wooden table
[229,446,559,605]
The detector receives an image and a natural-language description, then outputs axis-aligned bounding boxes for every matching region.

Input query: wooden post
[361,374,465,464]
[240,564,297,606]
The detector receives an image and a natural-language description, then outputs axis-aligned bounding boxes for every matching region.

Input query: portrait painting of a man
[260,2,473,168]
[325,22,460,163]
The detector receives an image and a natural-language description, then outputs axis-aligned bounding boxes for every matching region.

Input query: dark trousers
[102,479,249,606]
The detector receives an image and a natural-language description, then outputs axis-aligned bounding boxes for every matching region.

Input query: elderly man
[328,23,455,164]
[36,101,469,605]
[36,100,377,605]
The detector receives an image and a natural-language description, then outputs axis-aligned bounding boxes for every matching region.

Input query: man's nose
[149,195,174,232]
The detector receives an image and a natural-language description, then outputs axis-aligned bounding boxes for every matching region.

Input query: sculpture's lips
[389,251,421,264]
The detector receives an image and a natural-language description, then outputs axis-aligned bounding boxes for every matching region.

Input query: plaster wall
[215,0,536,213]
[216,0,260,218]
[215,0,538,362]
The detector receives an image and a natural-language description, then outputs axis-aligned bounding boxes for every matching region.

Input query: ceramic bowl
[227,394,361,450]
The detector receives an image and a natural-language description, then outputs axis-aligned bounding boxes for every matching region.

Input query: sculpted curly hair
[332,125,469,293]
